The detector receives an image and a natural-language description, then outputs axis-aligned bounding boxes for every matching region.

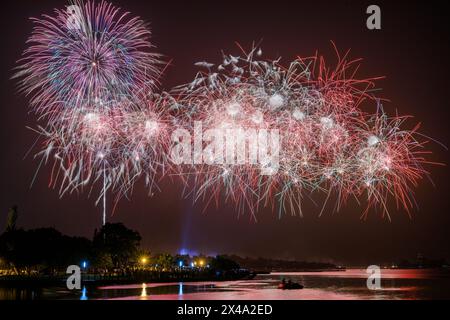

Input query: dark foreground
[1,269,450,300]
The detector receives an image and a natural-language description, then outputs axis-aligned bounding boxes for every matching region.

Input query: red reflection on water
[270,268,446,280]
[96,269,450,300]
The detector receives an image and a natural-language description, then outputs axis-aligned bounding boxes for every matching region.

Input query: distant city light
[82,261,87,269]
[179,261,183,268]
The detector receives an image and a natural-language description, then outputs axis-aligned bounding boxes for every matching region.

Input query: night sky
[0,0,449,265]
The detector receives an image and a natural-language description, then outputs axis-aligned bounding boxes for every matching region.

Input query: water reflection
[140,283,147,300]
[80,286,88,301]
[1,269,450,300]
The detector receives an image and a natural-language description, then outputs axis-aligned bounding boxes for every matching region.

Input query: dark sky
[0,0,449,265]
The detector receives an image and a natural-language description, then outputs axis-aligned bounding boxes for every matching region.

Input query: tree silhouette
[5,205,18,232]
[93,223,141,268]
[0,227,91,273]
[154,253,174,271]
[210,255,240,271]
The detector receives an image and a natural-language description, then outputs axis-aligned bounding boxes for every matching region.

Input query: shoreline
[0,271,255,287]
[3,267,447,287]
[0,268,342,286]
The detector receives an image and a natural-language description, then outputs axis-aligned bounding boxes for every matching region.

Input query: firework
[14,1,436,220]
[33,92,173,205]
[14,0,162,124]
[173,44,433,219]
[15,1,167,224]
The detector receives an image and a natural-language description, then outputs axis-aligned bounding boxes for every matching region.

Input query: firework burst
[15,1,167,223]
[14,1,438,221]
[14,0,162,124]
[172,44,435,219]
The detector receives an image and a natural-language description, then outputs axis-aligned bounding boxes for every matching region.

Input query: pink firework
[173,44,435,219]
[14,0,162,124]
[16,1,167,220]
[34,92,173,204]
[14,0,438,220]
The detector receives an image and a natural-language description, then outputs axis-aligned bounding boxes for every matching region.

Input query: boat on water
[278,280,304,290]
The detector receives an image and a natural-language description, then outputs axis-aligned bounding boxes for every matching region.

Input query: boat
[278,282,304,290]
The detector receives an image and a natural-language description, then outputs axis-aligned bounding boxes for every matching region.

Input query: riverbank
[0,267,352,286]
[0,269,256,287]
[2,269,450,300]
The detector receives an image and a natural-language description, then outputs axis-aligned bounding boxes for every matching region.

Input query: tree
[154,253,174,271]
[0,227,92,273]
[210,255,240,271]
[93,223,141,268]
[174,254,190,268]
[5,205,18,232]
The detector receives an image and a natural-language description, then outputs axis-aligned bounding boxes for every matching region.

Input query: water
[1,269,449,300]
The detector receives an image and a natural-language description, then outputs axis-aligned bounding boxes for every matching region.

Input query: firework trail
[14,0,167,223]
[33,93,173,198]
